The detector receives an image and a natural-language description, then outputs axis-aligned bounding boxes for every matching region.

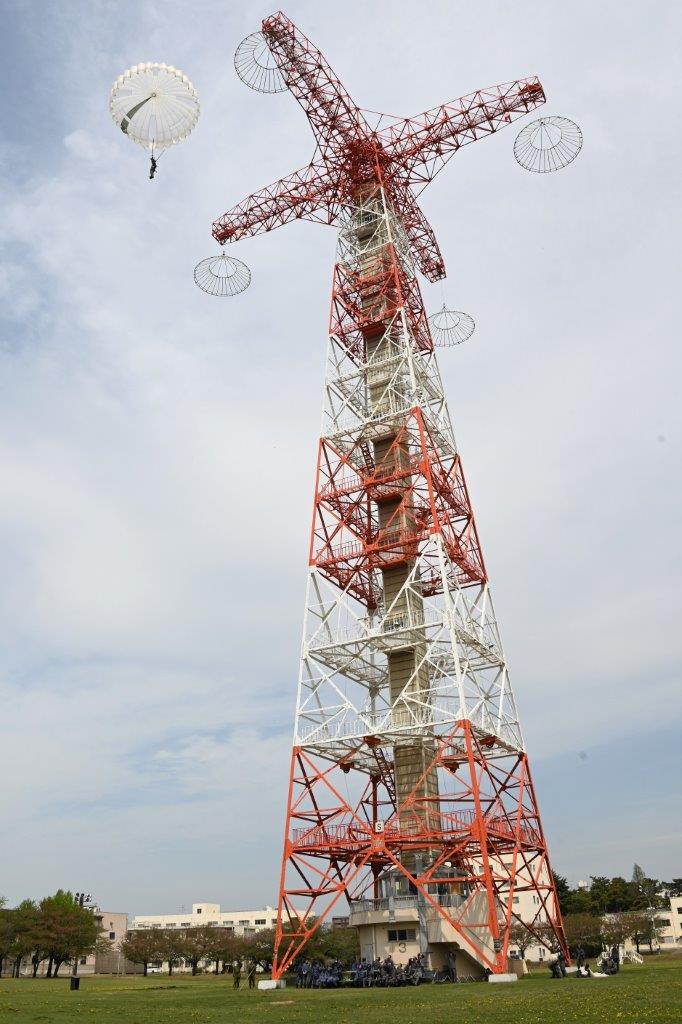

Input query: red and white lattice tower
[214,11,569,979]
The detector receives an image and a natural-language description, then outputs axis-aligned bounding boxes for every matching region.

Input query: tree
[604,877,632,913]
[157,929,186,976]
[641,878,664,910]
[178,926,216,976]
[632,864,646,887]
[663,878,682,898]
[37,891,101,977]
[563,886,592,916]
[190,927,237,976]
[0,899,15,977]
[238,928,273,970]
[7,900,40,977]
[627,910,652,954]
[643,914,664,952]
[309,925,360,964]
[601,911,636,949]
[508,921,537,960]
[552,873,571,917]
[630,866,664,910]
[562,913,602,955]
[588,876,611,916]
[120,929,164,976]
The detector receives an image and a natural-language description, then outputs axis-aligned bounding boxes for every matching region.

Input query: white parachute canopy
[109,62,200,153]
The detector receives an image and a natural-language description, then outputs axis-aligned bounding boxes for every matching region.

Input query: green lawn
[1,958,680,1024]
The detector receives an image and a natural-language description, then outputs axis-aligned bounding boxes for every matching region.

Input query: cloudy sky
[1,0,680,916]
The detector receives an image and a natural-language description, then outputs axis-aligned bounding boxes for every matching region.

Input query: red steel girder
[212,12,546,280]
[309,409,487,607]
[271,721,569,978]
[329,239,432,361]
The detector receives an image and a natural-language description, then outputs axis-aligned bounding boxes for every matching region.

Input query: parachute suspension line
[149,139,169,179]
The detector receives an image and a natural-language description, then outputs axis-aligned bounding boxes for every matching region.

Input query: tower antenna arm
[262,11,370,150]
[384,77,546,188]
[392,183,446,282]
[212,161,341,244]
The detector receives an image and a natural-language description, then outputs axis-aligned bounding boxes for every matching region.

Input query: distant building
[24,909,138,976]
[131,902,277,936]
[88,910,141,974]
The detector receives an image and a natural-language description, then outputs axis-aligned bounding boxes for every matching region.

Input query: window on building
[538,947,545,960]
[255,919,266,925]
[109,932,116,940]
[80,957,87,965]
[659,919,671,927]
[196,908,202,914]
[167,923,176,928]
[271,919,277,926]
[181,922,191,927]
[239,920,250,925]
[387,929,416,942]
[512,897,519,904]
[208,921,218,925]
[677,907,682,914]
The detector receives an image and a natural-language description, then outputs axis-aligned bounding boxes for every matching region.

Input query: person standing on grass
[233,960,241,989]
[247,960,257,989]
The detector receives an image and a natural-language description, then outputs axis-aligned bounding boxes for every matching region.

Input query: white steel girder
[293,191,523,762]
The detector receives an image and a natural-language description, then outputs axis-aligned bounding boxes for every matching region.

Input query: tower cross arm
[263,11,369,152]
[212,161,341,244]
[384,77,546,190]
[392,182,446,282]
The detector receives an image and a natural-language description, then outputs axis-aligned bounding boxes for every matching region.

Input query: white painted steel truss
[293,191,524,760]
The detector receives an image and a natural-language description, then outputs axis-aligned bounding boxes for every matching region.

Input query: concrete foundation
[258,979,286,990]
[488,973,518,984]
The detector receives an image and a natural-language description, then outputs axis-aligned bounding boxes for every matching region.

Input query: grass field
[1,957,680,1023]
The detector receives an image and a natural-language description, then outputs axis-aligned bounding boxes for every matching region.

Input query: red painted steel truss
[213,12,546,282]
[310,411,486,609]
[273,721,568,977]
[329,237,432,358]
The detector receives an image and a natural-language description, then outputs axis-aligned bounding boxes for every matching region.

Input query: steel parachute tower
[213,11,569,980]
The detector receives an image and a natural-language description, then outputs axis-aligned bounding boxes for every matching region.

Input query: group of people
[348,952,438,987]
[231,960,258,989]
[295,959,344,988]
[549,944,621,980]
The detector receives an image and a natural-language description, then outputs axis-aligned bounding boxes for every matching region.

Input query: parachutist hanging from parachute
[117,92,158,177]
[110,62,199,179]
